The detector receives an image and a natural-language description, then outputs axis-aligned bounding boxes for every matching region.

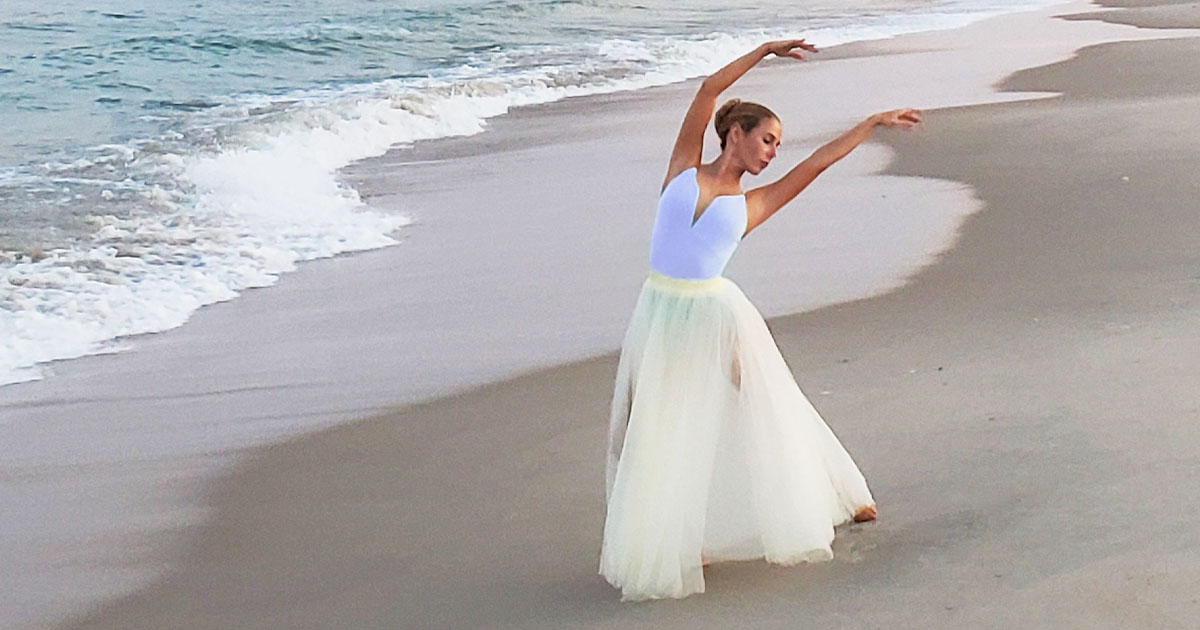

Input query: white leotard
[648,167,747,279]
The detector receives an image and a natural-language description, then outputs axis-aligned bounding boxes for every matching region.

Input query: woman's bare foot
[853,505,878,523]
[702,553,712,567]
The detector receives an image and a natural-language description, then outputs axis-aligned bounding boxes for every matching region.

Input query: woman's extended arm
[744,108,922,235]
[663,40,817,190]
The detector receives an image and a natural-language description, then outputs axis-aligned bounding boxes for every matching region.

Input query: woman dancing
[600,39,922,601]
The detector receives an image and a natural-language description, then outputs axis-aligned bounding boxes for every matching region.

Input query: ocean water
[0,0,1060,386]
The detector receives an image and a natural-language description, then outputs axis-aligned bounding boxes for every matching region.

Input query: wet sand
[54,3,1200,629]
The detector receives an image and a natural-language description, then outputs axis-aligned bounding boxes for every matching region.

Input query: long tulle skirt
[599,271,874,601]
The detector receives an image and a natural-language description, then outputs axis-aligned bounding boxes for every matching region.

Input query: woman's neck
[706,153,746,186]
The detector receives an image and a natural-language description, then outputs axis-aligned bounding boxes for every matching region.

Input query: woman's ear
[726,124,743,147]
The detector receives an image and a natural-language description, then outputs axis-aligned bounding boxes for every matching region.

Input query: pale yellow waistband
[647,269,725,291]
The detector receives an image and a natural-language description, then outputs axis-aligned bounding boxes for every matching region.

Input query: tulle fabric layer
[600,271,874,601]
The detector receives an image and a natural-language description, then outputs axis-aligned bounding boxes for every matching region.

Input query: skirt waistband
[646,269,725,292]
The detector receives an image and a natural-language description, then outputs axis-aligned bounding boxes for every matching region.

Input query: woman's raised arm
[663,40,818,191]
[744,108,923,235]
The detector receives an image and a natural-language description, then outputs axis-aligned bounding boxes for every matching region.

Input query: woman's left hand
[872,108,924,128]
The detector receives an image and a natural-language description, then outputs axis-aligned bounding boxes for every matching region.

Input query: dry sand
[57,4,1200,630]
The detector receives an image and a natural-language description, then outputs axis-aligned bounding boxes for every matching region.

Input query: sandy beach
[15,0,1199,628]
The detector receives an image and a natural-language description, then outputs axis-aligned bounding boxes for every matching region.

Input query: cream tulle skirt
[600,271,874,601]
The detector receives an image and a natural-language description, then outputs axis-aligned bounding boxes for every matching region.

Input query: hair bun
[714,98,742,131]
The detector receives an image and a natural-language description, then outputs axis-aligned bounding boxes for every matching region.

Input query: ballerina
[599,39,922,601]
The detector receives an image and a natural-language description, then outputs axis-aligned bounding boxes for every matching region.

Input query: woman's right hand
[762,39,819,60]
[871,108,924,128]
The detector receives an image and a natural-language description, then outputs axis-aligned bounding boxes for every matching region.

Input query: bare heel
[853,505,877,523]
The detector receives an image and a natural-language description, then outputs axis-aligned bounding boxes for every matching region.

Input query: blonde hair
[714,99,779,150]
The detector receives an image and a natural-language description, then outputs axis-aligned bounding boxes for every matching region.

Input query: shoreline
[0,0,1074,393]
[52,1,1200,628]
[1,1,1194,628]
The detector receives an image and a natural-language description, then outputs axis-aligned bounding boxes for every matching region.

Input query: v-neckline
[689,167,744,228]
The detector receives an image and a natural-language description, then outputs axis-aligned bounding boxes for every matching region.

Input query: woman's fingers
[882,108,924,127]
[765,39,820,58]
[789,39,819,55]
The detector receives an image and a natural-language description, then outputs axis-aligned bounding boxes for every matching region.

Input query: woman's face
[731,117,782,175]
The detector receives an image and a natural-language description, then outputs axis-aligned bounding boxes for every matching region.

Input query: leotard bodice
[649,167,747,280]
